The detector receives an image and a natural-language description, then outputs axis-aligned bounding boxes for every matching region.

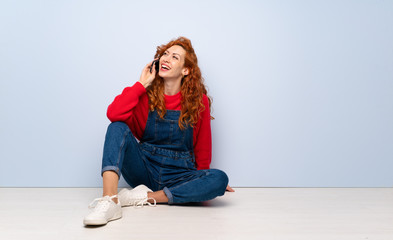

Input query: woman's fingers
[146,58,159,72]
[139,58,160,88]
[149,58,159,66]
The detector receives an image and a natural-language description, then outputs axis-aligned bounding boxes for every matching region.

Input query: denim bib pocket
[154,117,186,146]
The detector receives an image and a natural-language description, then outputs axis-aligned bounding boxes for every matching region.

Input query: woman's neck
[163,77,181,96]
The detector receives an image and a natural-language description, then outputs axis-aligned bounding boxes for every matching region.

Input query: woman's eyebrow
[165,50,181,57]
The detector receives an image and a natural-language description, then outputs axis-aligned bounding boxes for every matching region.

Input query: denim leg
[163,169,229,204]
[101,121,157,190]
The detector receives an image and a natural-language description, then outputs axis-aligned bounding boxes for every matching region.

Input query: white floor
[0,188,392,240]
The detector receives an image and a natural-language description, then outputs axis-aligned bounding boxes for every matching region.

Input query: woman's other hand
[139,58,159,88]
[226,185,235,192]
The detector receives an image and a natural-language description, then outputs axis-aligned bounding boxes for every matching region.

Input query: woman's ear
[183,68,190,76]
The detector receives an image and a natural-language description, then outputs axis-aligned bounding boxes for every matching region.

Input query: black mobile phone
[150,59,160,73]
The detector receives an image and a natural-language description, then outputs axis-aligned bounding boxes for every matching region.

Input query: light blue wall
[1,0,392,187]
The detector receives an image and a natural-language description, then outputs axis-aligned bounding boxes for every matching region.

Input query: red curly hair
[146,36,214,130]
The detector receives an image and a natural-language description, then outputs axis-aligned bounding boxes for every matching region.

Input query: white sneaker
[83,195,122,226]
[118,184,157,207]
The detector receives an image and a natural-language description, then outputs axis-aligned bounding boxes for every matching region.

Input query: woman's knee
[106,122,141,143]
[210,169,229,192]
[107,121,129,132]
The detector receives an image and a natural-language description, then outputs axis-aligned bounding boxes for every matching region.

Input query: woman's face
[158,45,189,80]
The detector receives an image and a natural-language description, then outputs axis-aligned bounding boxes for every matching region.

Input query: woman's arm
[193,95,212,170]
[106,82,147,122]
[107,59,158,122]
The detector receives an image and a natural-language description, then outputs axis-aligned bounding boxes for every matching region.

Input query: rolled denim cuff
[163,187,174,204]
[101,166,120,178]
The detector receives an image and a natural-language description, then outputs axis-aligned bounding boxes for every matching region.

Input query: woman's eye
[173,56,178,59]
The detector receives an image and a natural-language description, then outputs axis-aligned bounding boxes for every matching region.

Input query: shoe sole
[83,211,122,226]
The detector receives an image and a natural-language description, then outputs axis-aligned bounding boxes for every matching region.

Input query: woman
[84,36,234,226]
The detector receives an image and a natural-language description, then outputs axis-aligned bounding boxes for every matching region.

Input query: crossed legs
[103,170,168,204]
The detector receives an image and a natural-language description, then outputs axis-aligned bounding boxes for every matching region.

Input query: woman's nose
[161,56,170,63]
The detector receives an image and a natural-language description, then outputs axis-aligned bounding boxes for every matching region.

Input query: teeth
[162,65,170,70]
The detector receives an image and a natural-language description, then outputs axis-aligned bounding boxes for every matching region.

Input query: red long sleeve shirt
[107,81,212,170]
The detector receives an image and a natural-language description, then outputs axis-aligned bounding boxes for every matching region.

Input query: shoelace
[134,197,157,208]
[88,195,118,211]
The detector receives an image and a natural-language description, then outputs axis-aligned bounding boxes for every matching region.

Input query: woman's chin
[158,72,181,81]
[158,72,166,78]
[159,72,171,79]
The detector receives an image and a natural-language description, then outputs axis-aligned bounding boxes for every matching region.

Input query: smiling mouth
[161,65,171,71]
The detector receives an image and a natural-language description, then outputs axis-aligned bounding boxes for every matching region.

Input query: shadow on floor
[169,198,230,208]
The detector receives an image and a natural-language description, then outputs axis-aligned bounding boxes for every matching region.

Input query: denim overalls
[101,109,229,204]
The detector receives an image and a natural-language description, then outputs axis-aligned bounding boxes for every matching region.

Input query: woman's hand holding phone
[138,58,159,89]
